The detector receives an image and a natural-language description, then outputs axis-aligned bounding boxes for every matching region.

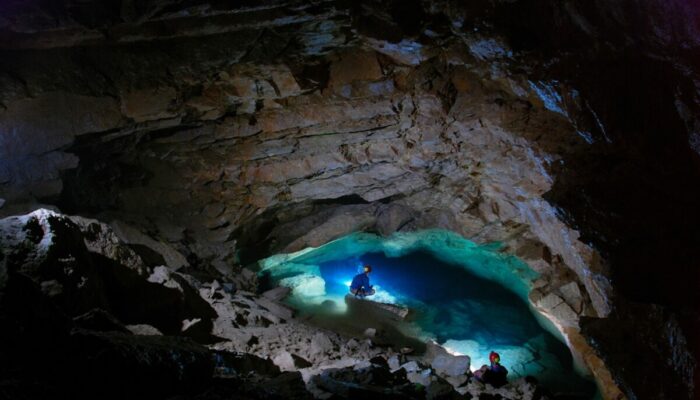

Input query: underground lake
[259,230,598,399]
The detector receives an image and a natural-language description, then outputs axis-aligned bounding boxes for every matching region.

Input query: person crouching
[473,351,508,387]
[350,265,375,297]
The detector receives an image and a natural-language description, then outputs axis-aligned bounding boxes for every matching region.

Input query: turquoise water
[259,230,596,398]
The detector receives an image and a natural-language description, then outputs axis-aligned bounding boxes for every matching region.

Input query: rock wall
[0,1,698,399]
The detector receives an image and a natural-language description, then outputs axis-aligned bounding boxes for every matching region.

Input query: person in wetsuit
[349,264,375,297]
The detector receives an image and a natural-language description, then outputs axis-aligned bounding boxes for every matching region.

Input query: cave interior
[0,1,699,400]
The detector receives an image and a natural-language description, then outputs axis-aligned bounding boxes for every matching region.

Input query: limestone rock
[273,351,297,371]
[109,220,189,270]
[558,281,584,314]
[430,353,471,378]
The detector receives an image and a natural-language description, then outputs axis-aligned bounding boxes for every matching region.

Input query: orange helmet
[489,351,500,364]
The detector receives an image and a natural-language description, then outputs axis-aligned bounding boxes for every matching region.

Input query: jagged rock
[0,210,217,340]
[109,220,189,270]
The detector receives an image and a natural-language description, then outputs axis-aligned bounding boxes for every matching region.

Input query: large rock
[0,210,217,339]
[430,353,471,379]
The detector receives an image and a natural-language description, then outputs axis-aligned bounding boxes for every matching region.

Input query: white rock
[406,370,432,387]
[147,266,183,292]
[388,355,401,371]
[400,360,421,373]
[126,324,163,336]
[182,318,201,332]
[431,353,471,377]
[272,350,296,371]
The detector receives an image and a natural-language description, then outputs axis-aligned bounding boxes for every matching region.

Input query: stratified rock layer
[0,1,698,399]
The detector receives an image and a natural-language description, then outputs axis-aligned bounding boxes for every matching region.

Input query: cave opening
[259,230,597,399]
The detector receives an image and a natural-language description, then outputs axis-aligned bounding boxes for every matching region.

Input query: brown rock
[121,86,178,122]
[327,50,383,91]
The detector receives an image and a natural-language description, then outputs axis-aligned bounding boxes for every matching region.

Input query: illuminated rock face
[260,230,595,397]
[0,1,698,399]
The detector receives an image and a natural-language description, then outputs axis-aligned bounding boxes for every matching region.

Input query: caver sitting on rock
[473,351,508,387]
[350,265,376,297]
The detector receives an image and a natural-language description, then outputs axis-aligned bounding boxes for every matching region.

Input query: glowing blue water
[259,230,596,398]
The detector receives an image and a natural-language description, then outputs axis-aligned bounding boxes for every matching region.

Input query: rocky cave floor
[1,209,552,400]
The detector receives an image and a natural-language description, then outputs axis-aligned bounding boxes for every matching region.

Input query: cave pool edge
[257,229,600,399]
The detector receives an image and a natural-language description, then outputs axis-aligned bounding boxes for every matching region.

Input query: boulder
[424,341,451,364]
[109,219,189,270]
[273,351,297,371]
[430,353,471,378]
[558,281,584,314]
[0,210,217,340]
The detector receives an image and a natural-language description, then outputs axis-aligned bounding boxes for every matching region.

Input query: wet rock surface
[0,1,698,399]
